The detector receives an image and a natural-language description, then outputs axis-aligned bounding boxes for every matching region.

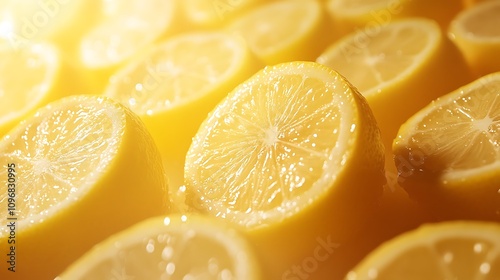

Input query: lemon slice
[0,95,168,279]
[393,72,500,220]
[346,221,500,280]
[104,31,261,192]
[317,18,472,149]
[325,0,462,37]
[449,0,500,76]
[0,42,80,137]
[180,0,265,29]
[226,0,331,65]
[0,0,97,49]
[77,0,178,93]
[57,215,262,279]
[184,61,385,278]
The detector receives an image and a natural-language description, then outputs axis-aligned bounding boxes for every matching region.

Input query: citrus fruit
[0,0,98,50]
[0,42,81,137]
[346,221,500,280]
[449,0,500,76]
[103,31,261,193]
[57,214,262,279]
[184,61,386,279]
[180,0,266,29]
[317,18,473,149]
[0,95,169,280]
[75,0,179,93]
[226,0,332,65]
[326,0,462,37]
[393,72,500,220]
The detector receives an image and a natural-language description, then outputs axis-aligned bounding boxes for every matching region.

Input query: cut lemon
[0,42,81,137]
[180,0,266,29]
[317,18,473,149]
[104,31,261,194]
[226,0,332,65]
[449,0,500,76]
[0,0,98,50]
[393,72,500,220]
[326,0,462,37]
[75,0,179,93]
[57,214,262,279]
[346,221,500,280]
[184,61,385,278]
[0,95,169,280]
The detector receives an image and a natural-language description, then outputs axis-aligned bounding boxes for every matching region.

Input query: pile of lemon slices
[0,0,499,280]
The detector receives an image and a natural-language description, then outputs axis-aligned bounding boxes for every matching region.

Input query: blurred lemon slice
[0,95,168,279]
[326,0,462,37]
[77,0,178,93]
[449,0,500,76]
[184,61,385,278]
[180,0,266,29]
[317,18,472,148]
[57,215,262,279]
[0,0,97,49]
[393,72,500,220]
[0,42,80,137]
[226,0,331,65]
[104,31,261,193]
[346,221,500,280]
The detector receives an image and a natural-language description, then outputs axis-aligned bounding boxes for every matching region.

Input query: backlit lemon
[184,61,385,279]
[393,72,500,220]
[0,95,169,279]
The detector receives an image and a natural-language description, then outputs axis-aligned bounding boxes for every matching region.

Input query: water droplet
[181,215,188,222]
[443,252,453,263]
[135,83,143,92]
[220,269,233,280]
[346,271,357,280]
[480,262,491,274]
[162,246,174,260]
[146,242,155,253]
[474,243,484,254]
[165,262,176,275]
[208,258,219,275]
[163,217,171,226]
[178,185,186,193]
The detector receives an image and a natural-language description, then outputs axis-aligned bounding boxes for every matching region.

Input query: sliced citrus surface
[326,0,462,37]
[104,31,261,193]
[317,18,472,149]
[57,214,262,279]
[0,95,168,280]
[184,61,385,278]
[0,42,80,137]
[226,0,331,65]
[346,221,500,280]
[393,72,500,220]
[76,0,179,93]
[449,0,500,76]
